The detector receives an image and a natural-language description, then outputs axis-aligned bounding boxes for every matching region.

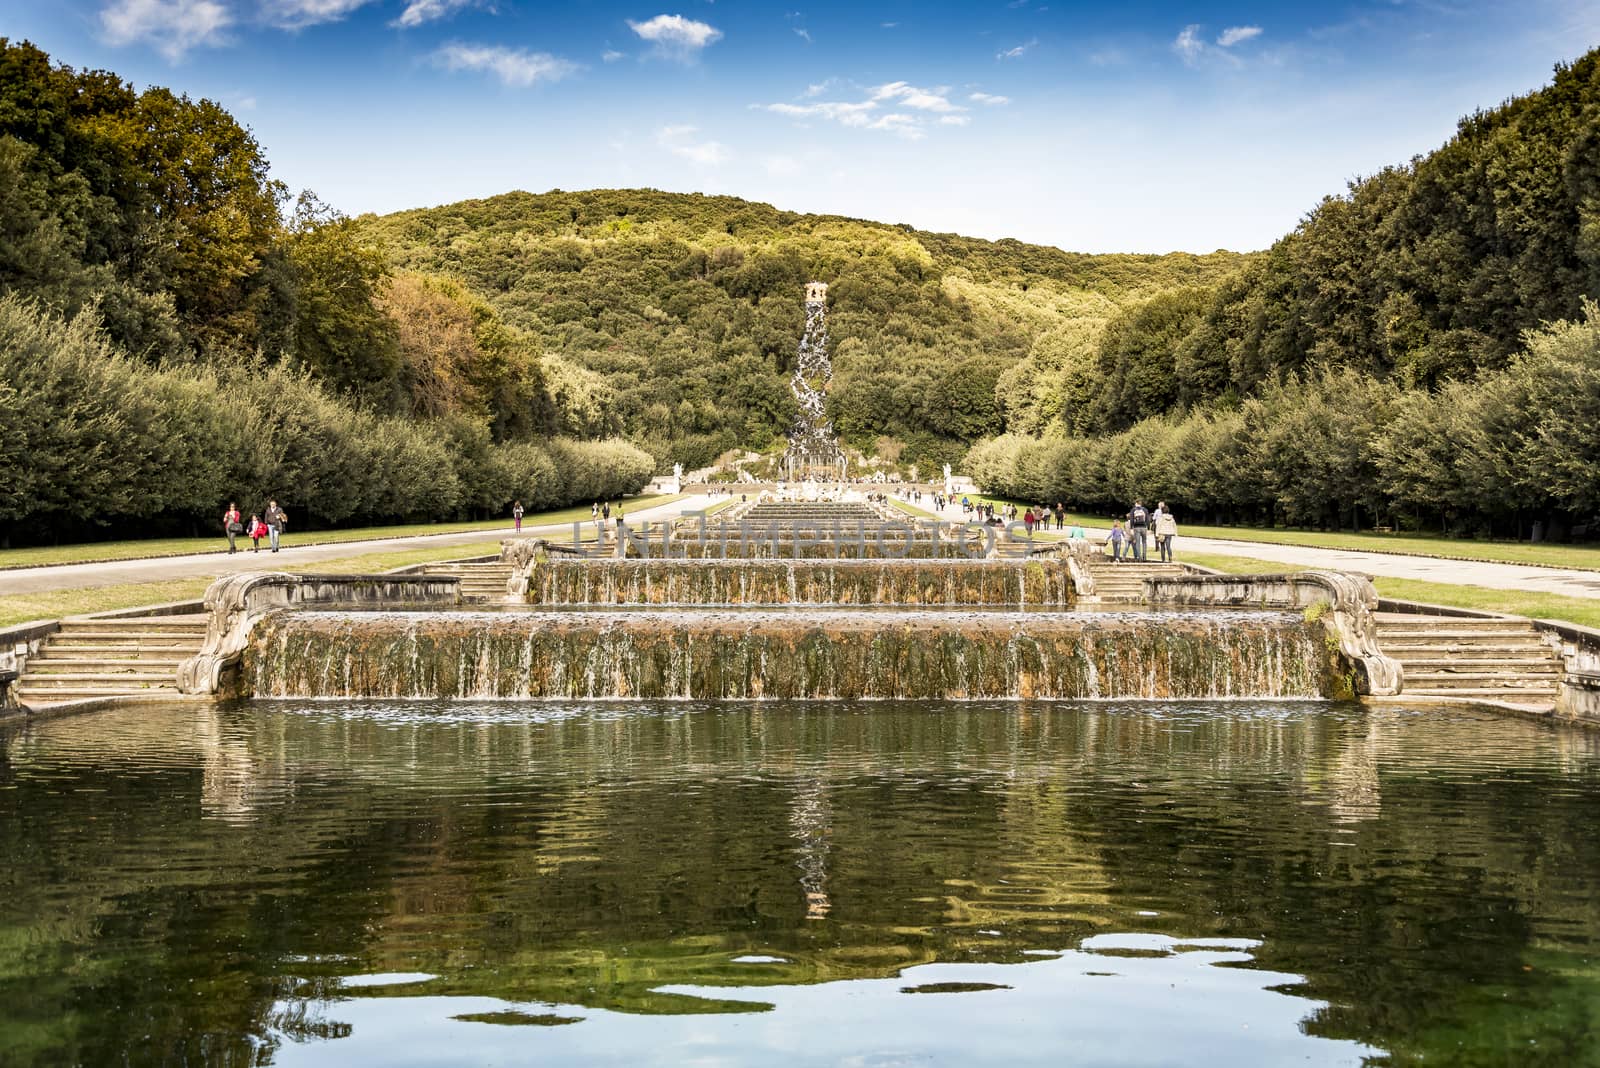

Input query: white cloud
[393,0,479,29]
[602,49,626,62]
[100,0,232,60]
[435,43,579,87]
[863,113,923,139]
[765,100,878,124]
[1217,25,1263,47]
[969,91,1009,105]
[261,0,376,30]
[794,27,812,43]
[1173,24,1205,65]
[872,81,961,113]
[997,38,1036,59]
[627,13,723,60]
[758,80,969,140]
[656,124,731,165]
[764,154,799,176]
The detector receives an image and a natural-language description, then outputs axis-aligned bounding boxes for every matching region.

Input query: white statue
[673,462,683,481]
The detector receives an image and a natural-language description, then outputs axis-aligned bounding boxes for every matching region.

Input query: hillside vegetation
[359,190,1250,471]
[974,49,1600,538]
[0,39,652,545]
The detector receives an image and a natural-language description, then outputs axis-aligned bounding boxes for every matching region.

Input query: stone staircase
[423,561,516,602]
[1376,614,1563,705]
[1082,559,1187,604]
[12,614,207,706]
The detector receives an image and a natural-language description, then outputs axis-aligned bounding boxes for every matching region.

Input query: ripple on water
[2,697,1599,1067]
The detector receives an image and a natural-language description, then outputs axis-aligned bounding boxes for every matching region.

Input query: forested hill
[970,48,1600,539]
[359,191,1251,470]
[1001,47,1600,440]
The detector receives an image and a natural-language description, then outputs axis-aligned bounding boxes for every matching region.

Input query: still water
[2,699,1599,1066]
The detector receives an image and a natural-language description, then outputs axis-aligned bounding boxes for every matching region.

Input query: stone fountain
[177,286,1402,706]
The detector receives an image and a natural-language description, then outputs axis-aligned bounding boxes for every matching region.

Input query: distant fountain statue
[782,282,848,483]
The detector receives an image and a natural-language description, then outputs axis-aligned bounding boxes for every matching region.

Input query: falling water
[526,560,1072,607]
[245,608,1330,701]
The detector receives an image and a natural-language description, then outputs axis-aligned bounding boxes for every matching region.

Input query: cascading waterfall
[781,282,847,481]
[245,609,1329,701]
[527,560,1072,607]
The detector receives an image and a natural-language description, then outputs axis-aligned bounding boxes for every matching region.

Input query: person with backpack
[1128,500,1149,561]
[223,502,242,554]
[512,500,524,533]
[265,500,287,553]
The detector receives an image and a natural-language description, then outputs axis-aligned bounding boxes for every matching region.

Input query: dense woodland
[977,49,1600,537]
[358,190,1246,471]
[0,40,651,544]
[4,37,1600,543]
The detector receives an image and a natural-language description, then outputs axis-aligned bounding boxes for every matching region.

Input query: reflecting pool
[2,699,1599,1066]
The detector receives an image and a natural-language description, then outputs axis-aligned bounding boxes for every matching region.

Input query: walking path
[10,491,1600,603]
[916,497,1600,601]
[0,497,712,597]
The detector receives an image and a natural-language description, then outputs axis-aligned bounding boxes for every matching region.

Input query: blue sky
[6,0,1599,252]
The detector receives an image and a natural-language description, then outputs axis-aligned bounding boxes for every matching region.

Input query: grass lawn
[0,539,509,630]
[1182,551,1600,630]
[0,495,687,571]
[0,579,214,630]
[886,499,939,519]
[967,495,1600,571]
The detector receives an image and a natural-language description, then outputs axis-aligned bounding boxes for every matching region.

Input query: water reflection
[265,937,1373,1067]
[1,699,1599,1066]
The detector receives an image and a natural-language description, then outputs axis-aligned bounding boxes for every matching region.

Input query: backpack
[1131,506,1147,527]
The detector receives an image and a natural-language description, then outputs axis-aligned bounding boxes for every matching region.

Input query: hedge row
[0,297,654,541]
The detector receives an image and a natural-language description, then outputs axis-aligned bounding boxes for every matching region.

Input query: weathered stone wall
[177,573,461,696]
[1145,571,1401,697]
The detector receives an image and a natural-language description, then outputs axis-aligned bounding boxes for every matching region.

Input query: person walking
[1054,502,1065,531]
[247,513,266,552]
[223,502,242,554]
[1128,500,1149,562]
[1024,508,1036,535]
[1108,520,1127,561]
[1155,502,1178,563]
[265,500,287,553]
[512,500,524,533]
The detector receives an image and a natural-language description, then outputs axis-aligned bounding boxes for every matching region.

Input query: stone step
[27,658,185,672]
[14,684,180,703]
[1382,636,1550,650]
[59,613,207,624]
[1404,686,1559,700]
[17,670,177,684]
[1398,658,1559,672]
[38,631,207,646]
[1377,622,1540,635]
[39,642,199,658]
[1403,674,1559,690]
